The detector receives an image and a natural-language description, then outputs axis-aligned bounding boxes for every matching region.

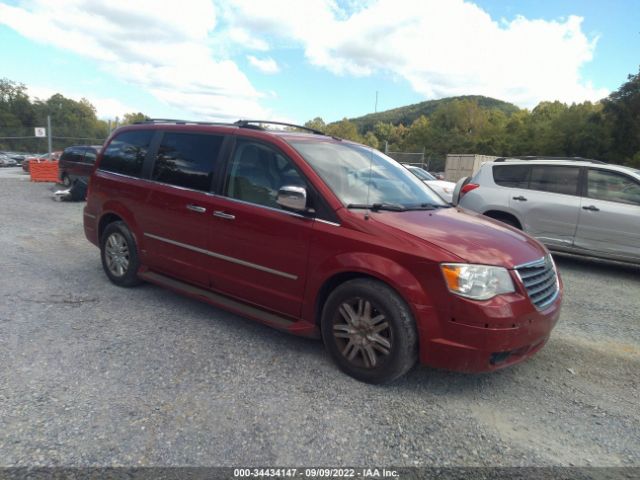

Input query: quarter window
[493,165,530,188]
[100,130,153,177]
[529,166,579,195]
[226,140,306,209]
[152,133,223,191]
[587,169,640,206]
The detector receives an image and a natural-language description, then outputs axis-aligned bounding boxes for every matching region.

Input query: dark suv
[59,145,101,186]
[84,119,562,383]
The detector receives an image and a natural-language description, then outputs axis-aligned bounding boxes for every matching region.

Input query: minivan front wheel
[321,279,417,384]
[100,221,141,287]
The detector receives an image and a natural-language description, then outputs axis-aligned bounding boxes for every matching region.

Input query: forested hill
[348,95,520,131]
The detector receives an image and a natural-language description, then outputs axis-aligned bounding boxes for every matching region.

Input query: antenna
[365,91,378,215]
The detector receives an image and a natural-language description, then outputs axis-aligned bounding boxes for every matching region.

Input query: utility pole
[375,91,379,113]
[47,115,52,158]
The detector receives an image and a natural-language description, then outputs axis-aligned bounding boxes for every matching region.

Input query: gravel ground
[0,175,639,468]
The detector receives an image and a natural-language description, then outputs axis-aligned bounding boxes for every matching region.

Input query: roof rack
[134,118,233,126]
[234,120,326,135]
[133,118,327,136]
[494,156,606,165]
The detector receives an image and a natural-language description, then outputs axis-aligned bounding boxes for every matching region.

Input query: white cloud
[1,0,609,120]
[224,0,608,107]
[247,55,280,74]
[0,0,269,120]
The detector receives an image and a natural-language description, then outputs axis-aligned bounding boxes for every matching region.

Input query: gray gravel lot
[0,175,639,467]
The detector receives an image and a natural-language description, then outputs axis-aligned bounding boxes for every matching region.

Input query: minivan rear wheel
[100,221,142,287]
[321,279,417,384]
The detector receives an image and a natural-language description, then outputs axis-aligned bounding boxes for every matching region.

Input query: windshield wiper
[404,203,436,211]
[347,202,406,212]
[405,202,452,210]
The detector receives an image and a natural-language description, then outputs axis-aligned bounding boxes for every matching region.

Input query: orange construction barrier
[30,161,59,182]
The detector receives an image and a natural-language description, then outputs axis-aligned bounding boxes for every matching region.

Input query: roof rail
[494,156,606,165]
[234,120,326,135]
[133,118,234,126]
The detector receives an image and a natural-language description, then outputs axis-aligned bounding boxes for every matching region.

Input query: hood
[371,207,547,268]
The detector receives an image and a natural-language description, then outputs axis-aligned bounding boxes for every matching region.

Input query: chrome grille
[516,256,559,310]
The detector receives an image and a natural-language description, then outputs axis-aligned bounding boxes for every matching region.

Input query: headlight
[441,263,515,300]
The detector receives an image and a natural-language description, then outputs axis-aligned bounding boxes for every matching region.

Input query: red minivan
[84,120,562,383]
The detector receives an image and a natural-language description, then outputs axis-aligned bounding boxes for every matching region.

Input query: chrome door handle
[186,204,206,213]
[213,210,235,220]
[582,205,600,212]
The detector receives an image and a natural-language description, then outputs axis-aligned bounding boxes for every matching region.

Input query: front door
[574,168,640,262]
[207,138,313,318]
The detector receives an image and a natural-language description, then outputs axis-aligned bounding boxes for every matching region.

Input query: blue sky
[0,0,638,124]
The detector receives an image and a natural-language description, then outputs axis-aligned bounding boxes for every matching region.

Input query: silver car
[403,164,456,202]
[455,158,640,264]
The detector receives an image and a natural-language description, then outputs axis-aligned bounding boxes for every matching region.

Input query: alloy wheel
[104,232,130,277]
[332,297,393,368]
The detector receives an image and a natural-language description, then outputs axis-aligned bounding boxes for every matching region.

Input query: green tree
[326,118,361,142]
[121,112,147,125]
[362,131,379,149]
[402,115,431,151]
[31,94,103,149]
[603,67,640,164]
[304,117,326,133]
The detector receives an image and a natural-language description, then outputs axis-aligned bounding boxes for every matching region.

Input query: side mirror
[451,176,471,206]
[277,185,307,212]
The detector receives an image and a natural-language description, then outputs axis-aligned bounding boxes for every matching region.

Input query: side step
[139,270,297,329]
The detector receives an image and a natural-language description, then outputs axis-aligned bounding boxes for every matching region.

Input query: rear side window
[84,149,97,164]
[588,169,640,206]
[529,166,580,195]
[152,133,224,191]
[100,130,153,177]
[493,165,530,188]
[62,147,84,163]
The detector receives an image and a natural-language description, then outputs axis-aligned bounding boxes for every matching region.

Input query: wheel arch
[306,253,434,327]
[97,201,141,248]
[98,212,123,240]
[483,209,523,229]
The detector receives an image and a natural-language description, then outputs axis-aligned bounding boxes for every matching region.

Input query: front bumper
[415,287,562,372]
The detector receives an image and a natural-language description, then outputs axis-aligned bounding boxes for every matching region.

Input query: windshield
[289,140,447,208]
[406,166,436,181]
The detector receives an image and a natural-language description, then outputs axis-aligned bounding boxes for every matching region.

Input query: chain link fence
[0,126,105,154]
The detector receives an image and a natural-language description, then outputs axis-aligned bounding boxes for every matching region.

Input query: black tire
[100,221,142,287]
[61,173,71,187]
[321,278,418,384]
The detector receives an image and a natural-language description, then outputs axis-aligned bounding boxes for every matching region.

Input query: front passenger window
[588,169,640,206]
[226,140,306,209]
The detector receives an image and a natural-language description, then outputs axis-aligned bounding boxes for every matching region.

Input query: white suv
[455,157,640,264]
